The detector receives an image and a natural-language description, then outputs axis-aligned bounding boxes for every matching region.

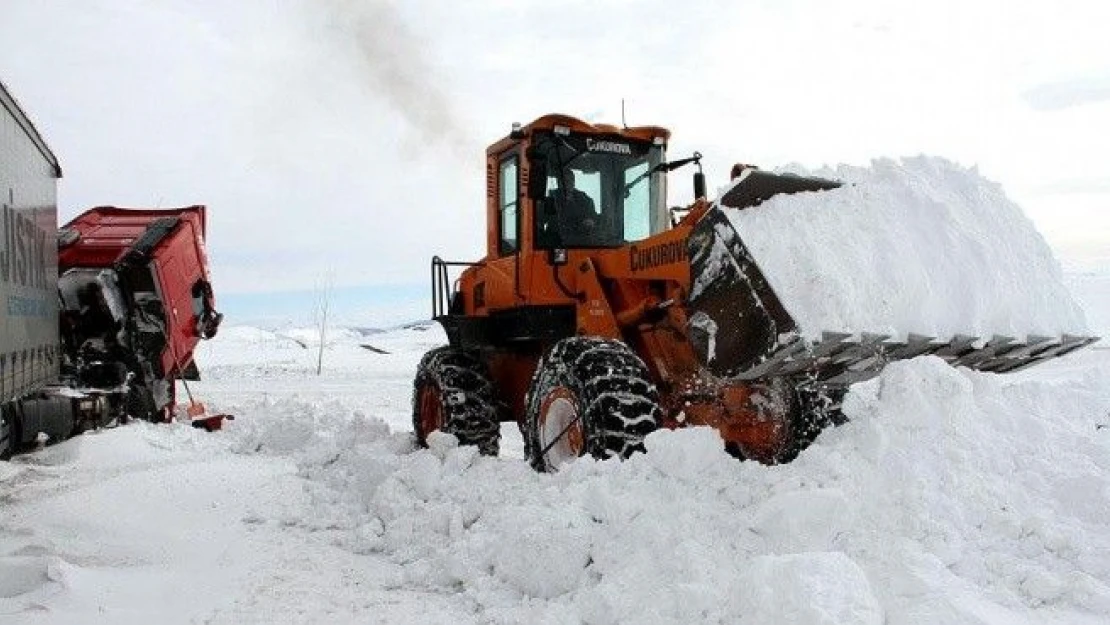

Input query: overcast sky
[2,0,1108,299]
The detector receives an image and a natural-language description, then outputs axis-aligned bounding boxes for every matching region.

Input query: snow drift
[2,321,1108,624]
[232,354,1110,625]
[723,157,1090,341]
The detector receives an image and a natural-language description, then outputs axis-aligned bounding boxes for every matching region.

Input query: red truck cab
[57,206,222,419]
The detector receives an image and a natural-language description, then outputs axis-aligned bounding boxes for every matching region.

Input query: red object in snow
[58,206,223,417]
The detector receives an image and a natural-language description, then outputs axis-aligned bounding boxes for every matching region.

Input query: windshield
[531,131,666,248]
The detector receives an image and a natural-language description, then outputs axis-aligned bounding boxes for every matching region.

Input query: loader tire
[780,382,849,462]
[524,337,661,472]
[412,346,501,456]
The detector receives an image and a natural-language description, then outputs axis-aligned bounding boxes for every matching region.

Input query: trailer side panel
[0,81,61,402]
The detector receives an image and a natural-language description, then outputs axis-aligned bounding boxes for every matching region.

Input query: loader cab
[485,115,672,262]
[528,129,668,250]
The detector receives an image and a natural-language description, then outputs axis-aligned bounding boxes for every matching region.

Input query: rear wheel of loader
[412,347,500,456]
[524,337,661,472]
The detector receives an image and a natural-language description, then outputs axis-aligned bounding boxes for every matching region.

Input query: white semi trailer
[0,78,70,457]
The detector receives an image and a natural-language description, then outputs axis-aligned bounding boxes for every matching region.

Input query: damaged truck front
[1,78,223,459]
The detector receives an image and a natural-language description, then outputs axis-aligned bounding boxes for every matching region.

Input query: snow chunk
[487,507,592,599]
[426,430,459,459]
[751,489,855,554]
[642,426,733,480]
[737,552,883,625]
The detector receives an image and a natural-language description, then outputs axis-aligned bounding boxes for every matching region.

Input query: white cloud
[1,0,1108,292]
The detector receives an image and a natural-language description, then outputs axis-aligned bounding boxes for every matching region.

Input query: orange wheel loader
[413,114,1098,471]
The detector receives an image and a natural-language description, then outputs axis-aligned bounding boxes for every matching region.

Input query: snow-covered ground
[2,317,1108,624]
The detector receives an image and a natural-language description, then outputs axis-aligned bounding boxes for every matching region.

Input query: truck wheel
[524,337,661,472]
[1,405,19,461]
[126,384,159,422]
[412,347,500,456]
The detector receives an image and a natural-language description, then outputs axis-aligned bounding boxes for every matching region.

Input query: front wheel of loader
[777,382,850,463]
[412,346,501,456]
[524,337,661,472]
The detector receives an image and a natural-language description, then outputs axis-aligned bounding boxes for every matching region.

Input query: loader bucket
[717,169,843,211]
[686,170,842,378]
[685,170,1099,384]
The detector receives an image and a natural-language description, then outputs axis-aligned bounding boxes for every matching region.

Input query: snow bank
[723,157,1090,341]
[0,423,314,623]
[231,356,1110,625]
[6,313,1109,622]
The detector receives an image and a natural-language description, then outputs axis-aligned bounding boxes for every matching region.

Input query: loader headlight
[550,248,569,266]
[554,124,570,136]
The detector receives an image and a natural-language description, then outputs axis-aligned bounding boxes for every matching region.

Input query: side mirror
[528,157,548,200]
[693,171,706,200]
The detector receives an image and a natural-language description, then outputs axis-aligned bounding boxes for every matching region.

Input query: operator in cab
[556,170,597,229]
[543,169,604,246]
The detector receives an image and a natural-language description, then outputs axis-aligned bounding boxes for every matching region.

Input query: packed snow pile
[230,355,1110,625]
[722,157,1091,341]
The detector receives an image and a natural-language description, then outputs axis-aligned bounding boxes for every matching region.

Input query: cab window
[499,156,519,255]
[528,131,666,249]
[623,161,651,241]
